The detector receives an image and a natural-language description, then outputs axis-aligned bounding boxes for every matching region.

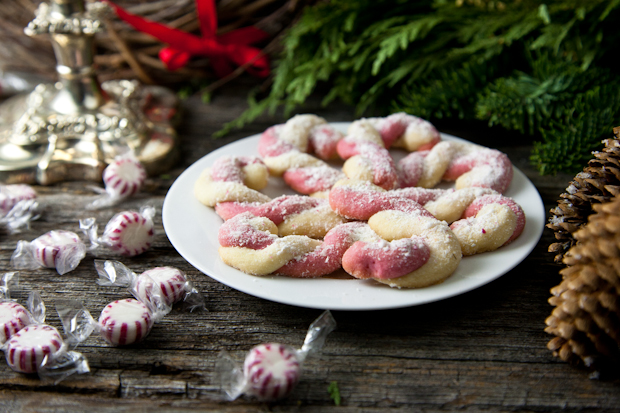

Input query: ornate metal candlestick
[0,0,179,185]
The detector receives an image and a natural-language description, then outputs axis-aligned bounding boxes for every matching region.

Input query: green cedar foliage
[223,0,620,175]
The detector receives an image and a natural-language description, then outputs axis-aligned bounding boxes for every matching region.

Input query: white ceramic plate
[163,123,546,310]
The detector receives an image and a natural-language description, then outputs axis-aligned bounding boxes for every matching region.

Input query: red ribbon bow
[105,0,270,78]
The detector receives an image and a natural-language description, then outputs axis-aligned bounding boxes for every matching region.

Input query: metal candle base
[0,80,179,184]
[0,0,179,185]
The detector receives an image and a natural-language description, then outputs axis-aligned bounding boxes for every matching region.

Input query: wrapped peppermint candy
[58,262,176,346]
[217,310,337,401]
[81,206,156,257]
[1,292,90,383]
[0,184,40,233]
[87,153,147,210]
[95,259,205,312]
[10,229,87,275]
[56,296,163,347]
[0,273,40,345]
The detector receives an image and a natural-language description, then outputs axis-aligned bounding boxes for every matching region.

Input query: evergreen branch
[216,0,620,175]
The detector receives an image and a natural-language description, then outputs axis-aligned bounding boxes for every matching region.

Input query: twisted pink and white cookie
[102,154,147,199]
[448,194,525,255]
[330,179,525,256]
[422,188,525,255]
[242,343,301,400]
[366,112,442,152]
[134,267,187,307]
[98,298,153,346]
[0,184,37,216]
[398,140,513,193]
[337,120,400,190]
[329,179,448,221]
[215,195,346,239]
[258,114,345,195]
[218,211,443,287]
[337,113,442,190]
[4,324,64,373]
[101,209,155,256]
[0,301,32,344]
[194,155,271,207]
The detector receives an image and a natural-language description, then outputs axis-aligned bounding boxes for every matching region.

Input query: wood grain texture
[1,83,619,412]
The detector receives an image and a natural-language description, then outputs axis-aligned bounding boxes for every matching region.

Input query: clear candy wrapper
[95,259,205,312]
[0,184,40,233]
[0,273,42,344]
[58,260,179,347]
[10,229,87,275]
[216,310,337,401]
[87,153,147,210]
[1,289,90,383]
[81,205,156,257]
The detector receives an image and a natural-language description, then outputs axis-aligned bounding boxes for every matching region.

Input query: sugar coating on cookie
[0,302,32,344]
[243,343,301,400]
[102,211,155,256]
[4,324,64,373]
[200,113,525,286]
[216,196,346,239]
[342,236,431,280]
[194,157,271,208]
[450,203,517,256]
[218,213,321,276]
[99,298,153,346]
[31,230,83,268]
[135,267,187,306]
[367,211,462,288]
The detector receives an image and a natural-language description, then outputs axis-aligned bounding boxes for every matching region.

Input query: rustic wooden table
[1,84,619,412]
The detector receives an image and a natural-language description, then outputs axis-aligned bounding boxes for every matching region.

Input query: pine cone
[545,197,620,376]
[547,127,620,263]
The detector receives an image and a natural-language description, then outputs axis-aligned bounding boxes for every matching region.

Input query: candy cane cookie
[218,212,435,282]
[0,302,32,344]
[4,324,65,373]
[358,210,461,288]
[331,180,525,256]
[217,213,367,278]
[98,298,153,346]
[336,113,442,190]
[329,179,449,221]
[258,114,345,195]
[398,140,513,193]
[365,112,442,152]
[215,195,346,239]
[194,155,271,207]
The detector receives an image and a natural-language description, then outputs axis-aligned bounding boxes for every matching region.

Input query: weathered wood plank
[1,85,619,411]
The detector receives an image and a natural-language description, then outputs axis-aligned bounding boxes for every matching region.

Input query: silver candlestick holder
[0,0,179,185]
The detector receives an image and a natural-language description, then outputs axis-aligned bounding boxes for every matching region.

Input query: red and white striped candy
[102,156,146,199]
[135,267,187,306]
[102,211,155,256]
[98,298,153,346]
[243,343,301,400]
[31,230,82,268]
[4,324,64,373]
[0,184,37,215]
[0,302,32,344]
